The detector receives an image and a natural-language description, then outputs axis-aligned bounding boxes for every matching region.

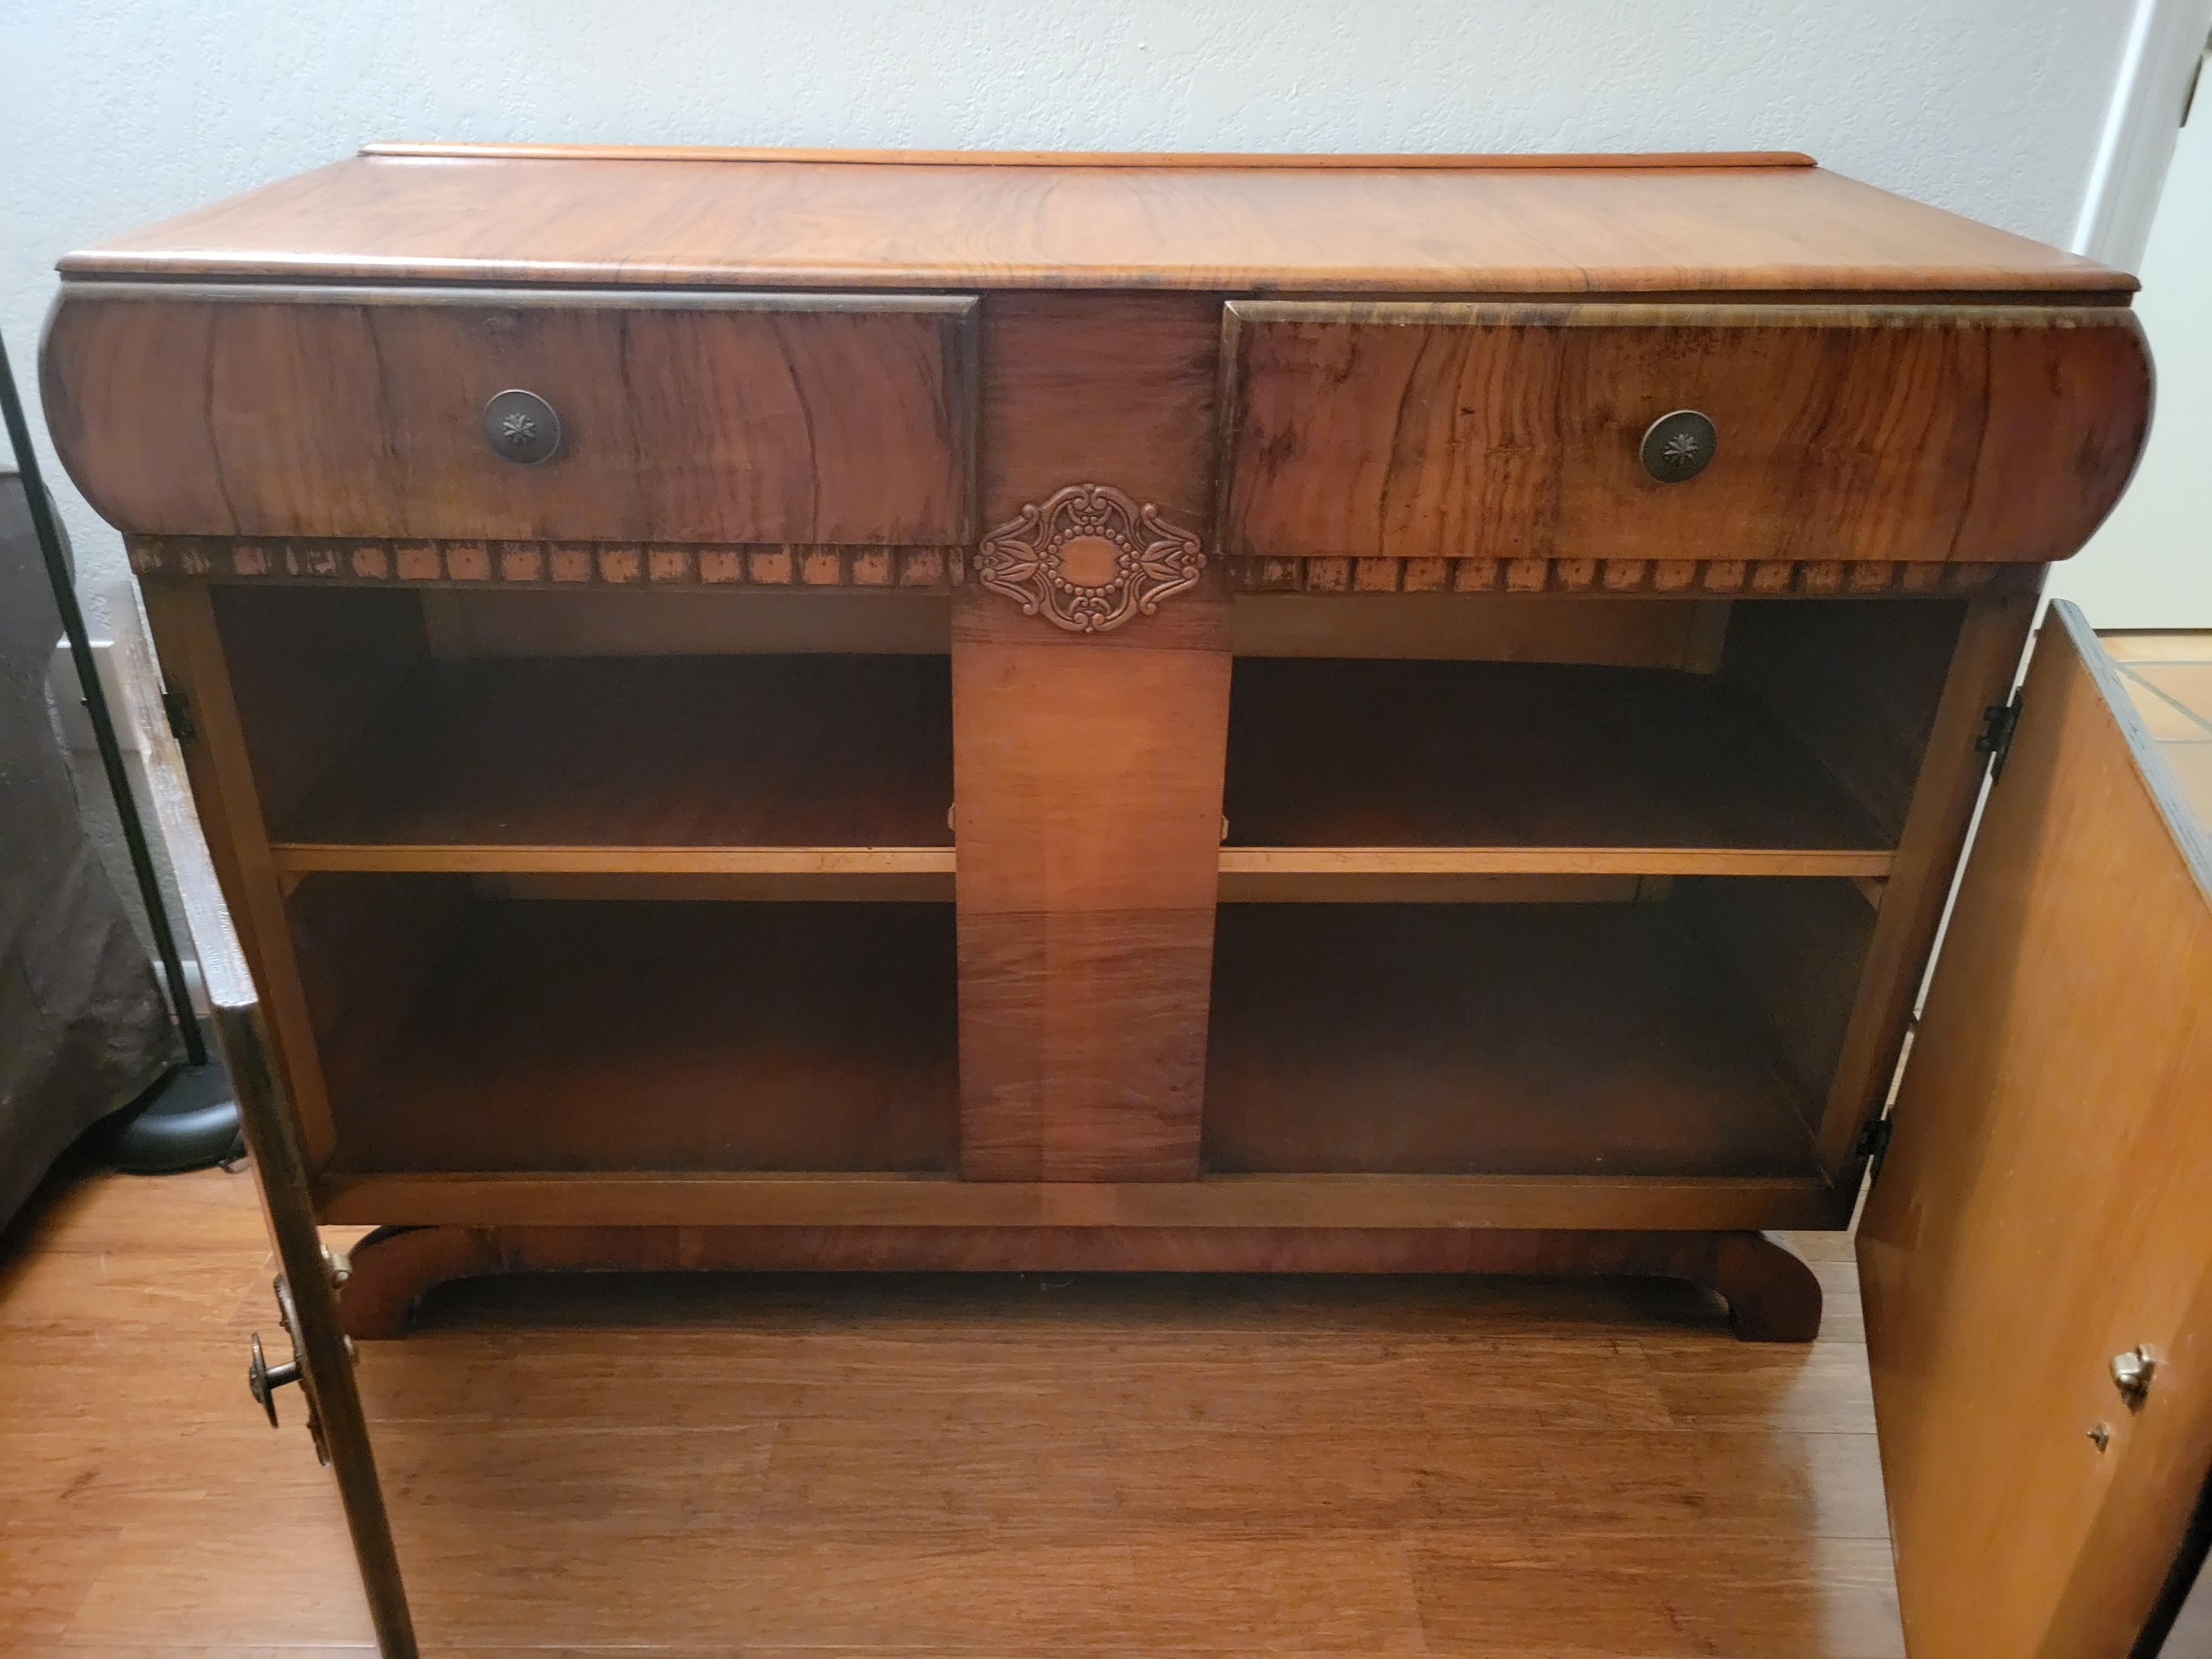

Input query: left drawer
[42,286,979,544]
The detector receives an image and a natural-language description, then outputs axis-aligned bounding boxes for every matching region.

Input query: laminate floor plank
[1406,1531,1906,1658]
[1640,1340,1882,1434]
[356,1325,1678,1435]
[0,1525,122,1653]
[747,1418,1891,1540]
[2,1165,1899,1655]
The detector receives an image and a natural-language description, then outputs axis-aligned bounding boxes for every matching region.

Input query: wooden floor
[2106,630,2212,825]
[1,1160,1900,1658]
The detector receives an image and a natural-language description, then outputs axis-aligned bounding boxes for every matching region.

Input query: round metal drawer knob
[482,388,562,465]
[1640,409,1717,483]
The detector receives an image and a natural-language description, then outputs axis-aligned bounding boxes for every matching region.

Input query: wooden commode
[44,146,2212,1657]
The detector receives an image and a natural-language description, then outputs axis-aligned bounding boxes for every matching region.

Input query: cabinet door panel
[1859,602,2212,1658]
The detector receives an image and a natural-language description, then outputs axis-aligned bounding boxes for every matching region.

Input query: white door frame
[2075,0,2212,268]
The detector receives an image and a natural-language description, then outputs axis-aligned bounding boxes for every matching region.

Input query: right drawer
[1218,302,2151,568]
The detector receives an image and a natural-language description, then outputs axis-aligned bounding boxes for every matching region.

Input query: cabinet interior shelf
[268,654,1893,887]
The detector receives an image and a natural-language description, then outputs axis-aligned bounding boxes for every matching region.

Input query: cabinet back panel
[1231,593,1730,668]
[1722,599,1968,841]
[1677,876,1878,1117]
[1203,899,1821,1179]
[213,584,426,827]
[432,587,953,657]
[306,891,961,1175]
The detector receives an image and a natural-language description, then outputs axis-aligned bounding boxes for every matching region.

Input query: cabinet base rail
[336,1222,1822,1343]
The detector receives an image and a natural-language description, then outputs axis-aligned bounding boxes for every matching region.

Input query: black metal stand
[1,332,241,1171]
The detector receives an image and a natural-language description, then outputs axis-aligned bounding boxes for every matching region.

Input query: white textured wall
[0,0,2140,628]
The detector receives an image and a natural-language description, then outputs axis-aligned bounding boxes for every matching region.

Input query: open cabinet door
[139,620,419,1657]
[1859,601,2212,1658]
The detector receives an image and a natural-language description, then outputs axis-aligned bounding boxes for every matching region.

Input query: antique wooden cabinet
[42,147,2212,1657]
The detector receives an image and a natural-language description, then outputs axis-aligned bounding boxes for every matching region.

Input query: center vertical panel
[953,292,1228,1181]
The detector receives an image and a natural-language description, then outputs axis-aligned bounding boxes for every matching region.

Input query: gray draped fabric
[0,475,177,1225]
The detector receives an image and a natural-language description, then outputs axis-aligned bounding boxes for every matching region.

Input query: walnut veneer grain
[1220,303,2151,568]
[43,290,979,543]
[60,149,2126,294]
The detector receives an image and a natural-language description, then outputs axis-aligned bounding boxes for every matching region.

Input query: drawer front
[44,287,978,544]
[1219,302,2150,567]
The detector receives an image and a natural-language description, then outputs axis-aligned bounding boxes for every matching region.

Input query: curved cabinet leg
[1700,1232,1825,1342]
[339,1227,503,1339]
[1432,1227,1824,1343]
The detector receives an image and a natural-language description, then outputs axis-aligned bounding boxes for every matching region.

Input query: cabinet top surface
[58,145,2130,296]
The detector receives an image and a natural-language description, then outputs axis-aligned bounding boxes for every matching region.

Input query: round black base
[96,1030,242,1174]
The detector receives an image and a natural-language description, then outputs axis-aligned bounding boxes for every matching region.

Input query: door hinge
[161,687,197,745]
[1856,1115,1894,1176]
[1976,692,2023,781]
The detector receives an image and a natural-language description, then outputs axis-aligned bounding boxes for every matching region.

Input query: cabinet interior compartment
[1220,592,1966,895]
[1207,593,1953,1177]
[291,874,960,1176]
[212,583,955,893]
[1204,881,1875,1179]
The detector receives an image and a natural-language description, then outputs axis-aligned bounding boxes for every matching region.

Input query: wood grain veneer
[1220,302,2152,568]
[59,150,2128,294]
[1860,604,2212,1658]
[311,1170,1844,1234]
[43,288,979,542]
[951,583,1230,1182]
[366,142,1822,168]
[979,294,1220,529]
[951,290,1230,1182]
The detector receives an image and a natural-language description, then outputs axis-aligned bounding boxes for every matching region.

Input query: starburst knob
[480,390,562,465]
[1640,409,1717,483]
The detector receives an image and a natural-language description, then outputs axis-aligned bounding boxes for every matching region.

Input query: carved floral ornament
[975,484,1206,633]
